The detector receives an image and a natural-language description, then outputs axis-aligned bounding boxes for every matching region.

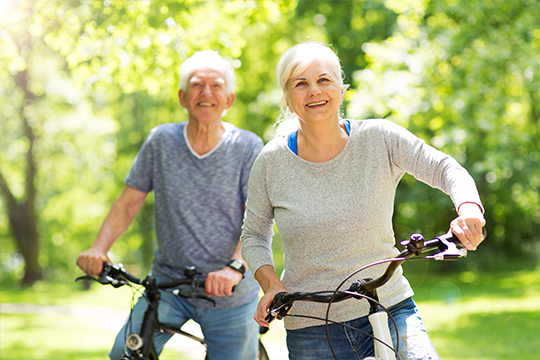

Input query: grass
[1,266,539,360]
[0,281,193,360]
[403,261,540,360]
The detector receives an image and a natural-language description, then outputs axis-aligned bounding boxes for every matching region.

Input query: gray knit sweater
[241,119,482,330]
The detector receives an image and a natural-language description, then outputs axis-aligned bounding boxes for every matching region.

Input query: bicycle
[76,263,270,360]
[265,230,486,360]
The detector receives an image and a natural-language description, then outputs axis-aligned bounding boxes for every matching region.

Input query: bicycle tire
[258,339,270,360]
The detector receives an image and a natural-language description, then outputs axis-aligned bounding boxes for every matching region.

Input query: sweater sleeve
[241,149,277,274]
[382,120,484,212]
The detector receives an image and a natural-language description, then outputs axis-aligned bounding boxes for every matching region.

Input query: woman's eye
[295,81,307,87]
[319,78,330,83]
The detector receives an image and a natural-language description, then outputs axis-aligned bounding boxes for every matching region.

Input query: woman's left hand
[450,202,486,251]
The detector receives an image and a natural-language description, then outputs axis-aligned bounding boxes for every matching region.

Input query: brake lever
[433,237,467,261]
[170,278,217,307]
[75,274,101,283]
[171,289,217,306]
[265,291,291,323]
[74,263,127,288]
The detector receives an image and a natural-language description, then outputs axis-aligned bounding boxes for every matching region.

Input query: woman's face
[286,58,344,125]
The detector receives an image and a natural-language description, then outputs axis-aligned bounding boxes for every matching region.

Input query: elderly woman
[241,42,485,360]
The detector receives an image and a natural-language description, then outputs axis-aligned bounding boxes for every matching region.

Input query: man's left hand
[204,267,243,297]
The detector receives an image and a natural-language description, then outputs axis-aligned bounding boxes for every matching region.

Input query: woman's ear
[285,99,293,113]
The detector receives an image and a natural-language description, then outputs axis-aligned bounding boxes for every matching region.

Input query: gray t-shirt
[126,121,263,308]
[242,119,483,329]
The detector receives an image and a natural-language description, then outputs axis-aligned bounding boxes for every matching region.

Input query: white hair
[274,42,349,136]
[179,51,236,94]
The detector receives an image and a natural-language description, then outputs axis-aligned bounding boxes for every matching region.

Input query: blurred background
[1,0,539,359]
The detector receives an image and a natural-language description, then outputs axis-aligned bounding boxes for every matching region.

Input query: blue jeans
[286,298,440,360]
[109,287,259,360]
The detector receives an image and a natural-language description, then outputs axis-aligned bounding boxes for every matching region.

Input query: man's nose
[202,84,212,95]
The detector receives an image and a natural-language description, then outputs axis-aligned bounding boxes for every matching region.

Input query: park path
[1,303,289,359]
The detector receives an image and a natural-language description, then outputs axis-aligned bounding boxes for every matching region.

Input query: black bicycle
[76,263,269,360]
[265,230,486,360]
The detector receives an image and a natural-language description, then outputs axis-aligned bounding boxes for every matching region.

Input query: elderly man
[77,51,263,360]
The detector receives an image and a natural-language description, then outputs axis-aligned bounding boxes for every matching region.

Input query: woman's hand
[255,286,288,327]
[451,202,486,250]
[253,265,288,326]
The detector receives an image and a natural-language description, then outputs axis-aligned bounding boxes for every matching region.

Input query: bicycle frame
[76,263,269,360]
[76,264,212,360]
[121,276,209,360]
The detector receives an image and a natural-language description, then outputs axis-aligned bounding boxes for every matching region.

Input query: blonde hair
[179,51,236,94]
[274,42,349,136]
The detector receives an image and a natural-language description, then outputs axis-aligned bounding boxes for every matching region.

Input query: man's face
[179,68,236,124]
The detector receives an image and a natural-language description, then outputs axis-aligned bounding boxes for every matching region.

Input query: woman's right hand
[77,247,111,276]
[255,286,288,326]
[253,265,289,326]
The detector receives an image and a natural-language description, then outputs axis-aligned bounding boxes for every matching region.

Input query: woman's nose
[307,83,322,96]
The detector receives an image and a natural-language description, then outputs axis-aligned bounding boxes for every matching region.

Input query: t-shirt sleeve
[124,129,156,193]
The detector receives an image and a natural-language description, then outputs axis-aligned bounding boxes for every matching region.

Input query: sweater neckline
[282,119,354,166]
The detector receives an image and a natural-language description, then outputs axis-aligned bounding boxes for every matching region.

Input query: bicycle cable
[323,257,411,359]
[323,256,436,359]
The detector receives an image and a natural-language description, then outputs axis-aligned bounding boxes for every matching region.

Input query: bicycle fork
[123,276,161,360]
[365,287,396,360]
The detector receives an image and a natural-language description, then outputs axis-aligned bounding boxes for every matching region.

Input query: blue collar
[287,120,350,156]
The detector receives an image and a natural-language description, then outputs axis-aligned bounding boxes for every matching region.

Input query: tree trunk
[0,49,43,286]
[0,174,42,287]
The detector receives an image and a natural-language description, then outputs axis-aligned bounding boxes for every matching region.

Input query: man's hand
[77,248,111,276]
[204,266,243,297]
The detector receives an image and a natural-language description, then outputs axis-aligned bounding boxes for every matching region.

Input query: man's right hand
[77,248,111,276]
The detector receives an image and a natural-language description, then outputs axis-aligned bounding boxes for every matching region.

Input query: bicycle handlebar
[266,229,486,323]
[75,263,214,304]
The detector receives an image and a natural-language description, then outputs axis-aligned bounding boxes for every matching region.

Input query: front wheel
[258,340,269,360]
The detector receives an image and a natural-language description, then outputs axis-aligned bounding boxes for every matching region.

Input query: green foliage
[344,0,540,261]
[0,0,538,283]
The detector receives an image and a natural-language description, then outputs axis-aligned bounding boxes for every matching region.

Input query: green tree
[346,0,540,262]
[0,0,297,285]
[2,0,538,286]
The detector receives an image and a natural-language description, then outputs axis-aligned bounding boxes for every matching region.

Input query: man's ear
[225,92,236,110]
[178,89,186,108]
